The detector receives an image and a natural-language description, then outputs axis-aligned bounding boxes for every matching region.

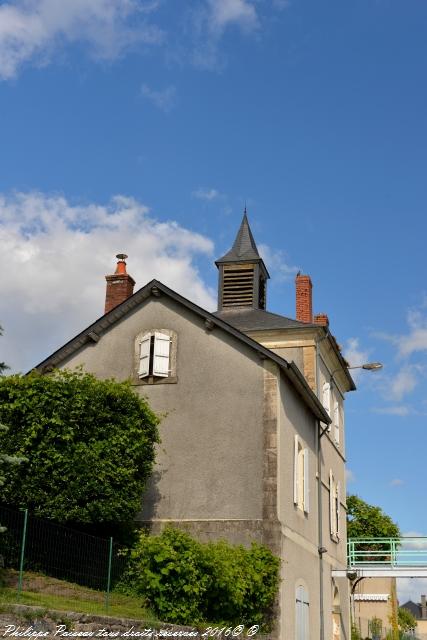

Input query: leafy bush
[0,370,160,537]
[203,539,279,625]
[118,527,280,627]
[351,623,362,640]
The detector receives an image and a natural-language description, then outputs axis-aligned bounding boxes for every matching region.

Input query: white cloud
[0,0,163,80]
[141,83,176,112]
[0,191,216,373]
[192,188,221,201]
[258,244,299,282]
[343,337,371,382]
[389,365,422,402]
[343,337,369,368]
[207,0,259,34]
[346,468,356,483]
[376,302,427,359]
[187,0,262,70]
[373,405,411,416]
[390,478,404,487]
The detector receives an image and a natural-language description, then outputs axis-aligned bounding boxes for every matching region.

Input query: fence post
[17,509,28,599]
[105,537,113,613]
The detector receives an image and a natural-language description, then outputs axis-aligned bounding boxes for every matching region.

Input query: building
[34,213,355,640]
[353,577,398,638]
[401,595,427,638]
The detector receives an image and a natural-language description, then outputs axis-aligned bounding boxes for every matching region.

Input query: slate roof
[400,601,422,619]
[32,279,331,424]
[214,307,356,391]
[214,307,316,331]
[216,213,268,272]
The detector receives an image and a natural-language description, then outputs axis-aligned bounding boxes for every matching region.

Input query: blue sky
[1,0,427,600]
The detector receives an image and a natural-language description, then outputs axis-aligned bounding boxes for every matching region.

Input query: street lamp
[329,362,383,380]
[349,362,383,371]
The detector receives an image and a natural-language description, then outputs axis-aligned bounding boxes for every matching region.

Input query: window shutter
[303,449,310,513]
[336,481,341,540]
[294,435,299,505]
[153,332,170,377]
[329,469,334,536]
[303,589,310,640]
[296,587,303,640]
[138,334,151,378]
[323,382,331,431]
[334,400,340,445]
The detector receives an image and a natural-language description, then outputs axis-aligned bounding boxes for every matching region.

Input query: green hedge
[0,370,159,538]
[117,527,280,628]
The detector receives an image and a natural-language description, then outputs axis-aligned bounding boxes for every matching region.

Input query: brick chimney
[295,273,313,323]
[105,254,135,314]
[314,313,329,327]
[421,595,426,619]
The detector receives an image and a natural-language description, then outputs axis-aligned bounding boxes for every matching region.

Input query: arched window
[295,584,309,640]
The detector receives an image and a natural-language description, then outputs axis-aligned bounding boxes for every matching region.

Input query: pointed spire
[216,210,262,264]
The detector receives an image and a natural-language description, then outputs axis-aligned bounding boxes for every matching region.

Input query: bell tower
[215,211,269,311]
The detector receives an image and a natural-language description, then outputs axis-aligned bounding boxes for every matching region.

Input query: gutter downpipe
[317,328,330,640]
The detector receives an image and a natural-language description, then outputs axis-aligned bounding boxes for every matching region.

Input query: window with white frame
[136,330,176,381]
[294,435,309,513]
[329,470,341,541]
[295,585,309,640]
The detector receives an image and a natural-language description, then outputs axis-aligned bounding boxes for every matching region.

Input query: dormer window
[135,329,177,384]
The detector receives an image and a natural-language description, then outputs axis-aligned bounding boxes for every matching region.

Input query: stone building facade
[35,213,355,640]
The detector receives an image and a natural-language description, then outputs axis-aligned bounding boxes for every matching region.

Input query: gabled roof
[216,213,269,276]
[32,279,331,424]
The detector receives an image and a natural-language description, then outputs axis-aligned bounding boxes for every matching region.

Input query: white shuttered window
[138,331,171,379]
[296,585,310,640]
[336,481,341,540]
[322,382,331,429]
[303,449,310,514]
[329,470,341,540]
[153,332,171,377]
[294,436,309,513]
[293,435,299,505]
[138,334,151,378]
[333,400,340,446]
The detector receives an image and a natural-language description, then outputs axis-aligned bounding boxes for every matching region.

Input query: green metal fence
[348,537,427,567]
[0,505,131,615]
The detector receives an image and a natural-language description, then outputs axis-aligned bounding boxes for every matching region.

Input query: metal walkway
[332,537,427,578]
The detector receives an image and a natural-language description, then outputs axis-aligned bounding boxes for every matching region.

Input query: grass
[0,570,159,623]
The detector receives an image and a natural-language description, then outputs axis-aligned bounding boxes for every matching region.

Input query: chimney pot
[295,274,313,323]
[314,313,329,327]
[421,595,426,619]
[104,254,135,314]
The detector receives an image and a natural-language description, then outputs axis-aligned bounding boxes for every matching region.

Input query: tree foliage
[0,370,159,536]
[118,527,280,628]
[398,607,417,632]
[347,495,400,539]
[0,325,9,375]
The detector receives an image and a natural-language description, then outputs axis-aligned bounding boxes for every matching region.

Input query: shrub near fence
[0,505,128,612]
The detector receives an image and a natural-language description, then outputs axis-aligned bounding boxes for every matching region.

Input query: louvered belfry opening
[215,210,270,312]
[222,264,255,307]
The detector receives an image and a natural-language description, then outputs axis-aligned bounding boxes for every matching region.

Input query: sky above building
[0,0,426,601]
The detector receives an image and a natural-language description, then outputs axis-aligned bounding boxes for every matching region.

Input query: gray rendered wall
[60,295,265,536]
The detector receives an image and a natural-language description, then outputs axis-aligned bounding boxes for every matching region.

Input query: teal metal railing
[348,537,427,567]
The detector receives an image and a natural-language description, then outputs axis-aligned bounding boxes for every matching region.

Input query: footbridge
[332,538,427,578]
